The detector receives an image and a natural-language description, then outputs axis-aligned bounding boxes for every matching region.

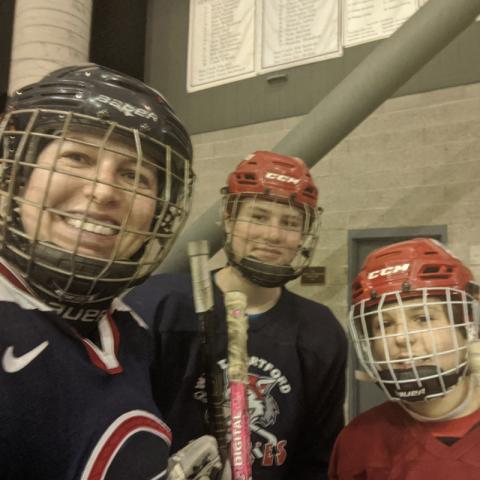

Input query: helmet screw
[96,109,110,120]
[139,123,151,133]
[401,281,411,292]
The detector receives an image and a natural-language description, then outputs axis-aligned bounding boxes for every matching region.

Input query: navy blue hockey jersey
[125,272,348,480]
[0,259,171,480]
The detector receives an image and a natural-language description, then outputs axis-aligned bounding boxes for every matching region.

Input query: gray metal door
[347,226,447,420]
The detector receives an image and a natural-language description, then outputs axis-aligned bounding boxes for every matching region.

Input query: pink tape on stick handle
[225,291,252,480]
[230,382,251,480]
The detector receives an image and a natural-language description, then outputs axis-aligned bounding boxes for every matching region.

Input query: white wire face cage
[222,193,320,286]
[349,287,479,402]
[0,109,194,305]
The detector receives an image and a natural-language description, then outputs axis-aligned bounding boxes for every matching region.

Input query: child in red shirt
[330,238,480,479]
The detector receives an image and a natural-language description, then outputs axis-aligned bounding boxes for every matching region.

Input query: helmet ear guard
[349,238,480,403]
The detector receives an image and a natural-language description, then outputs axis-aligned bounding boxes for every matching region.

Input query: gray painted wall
[187,82,480,329]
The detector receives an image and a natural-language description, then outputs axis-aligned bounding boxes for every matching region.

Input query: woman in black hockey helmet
[0,64,223,480]
[330,238,480,480]
[1,64,194,322]
[126,150,348,480]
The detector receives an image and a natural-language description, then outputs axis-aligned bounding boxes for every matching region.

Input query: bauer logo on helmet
[94,94,158,121]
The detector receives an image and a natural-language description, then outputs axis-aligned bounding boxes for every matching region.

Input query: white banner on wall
[187,0,477,92]
[187,0,256,93]
[343,0,420,47]
[187,0,341,92]
[259,0,342,72]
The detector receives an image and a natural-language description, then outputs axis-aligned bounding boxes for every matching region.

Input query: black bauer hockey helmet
[0,64,194,319]
[5,64,192,160]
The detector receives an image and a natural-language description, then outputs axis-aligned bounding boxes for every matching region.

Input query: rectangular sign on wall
[343,0,420,47]
[187,0,257,92]
[187,0,341,92]
[187,0,431,92]
[258,0,342,73]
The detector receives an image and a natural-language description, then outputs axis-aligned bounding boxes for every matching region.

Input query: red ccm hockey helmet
[222,151,321,287]
[226,150,318,208]
[350,238,479,403]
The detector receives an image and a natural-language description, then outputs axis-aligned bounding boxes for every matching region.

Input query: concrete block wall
[187,82,480,329]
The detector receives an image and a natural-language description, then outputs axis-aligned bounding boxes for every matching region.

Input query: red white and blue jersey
[0,259,171,480]
[329,401,480,479]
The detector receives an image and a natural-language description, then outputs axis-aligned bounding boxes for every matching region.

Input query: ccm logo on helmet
[94,94,158,122]
[265,172,300,185]
[367,263,410,280]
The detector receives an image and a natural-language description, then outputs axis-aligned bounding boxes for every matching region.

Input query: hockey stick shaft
[188,240,228,462]
[225,291,252,480]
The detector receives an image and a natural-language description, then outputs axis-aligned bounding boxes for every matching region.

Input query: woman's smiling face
[20,130,158,260]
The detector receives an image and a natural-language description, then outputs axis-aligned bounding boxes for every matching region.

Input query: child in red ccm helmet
[329,238,480,480]
[126,151,348,480]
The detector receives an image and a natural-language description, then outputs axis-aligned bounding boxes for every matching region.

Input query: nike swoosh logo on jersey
[2,341,49,373]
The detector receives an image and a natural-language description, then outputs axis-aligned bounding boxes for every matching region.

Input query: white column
[8,0,92,94]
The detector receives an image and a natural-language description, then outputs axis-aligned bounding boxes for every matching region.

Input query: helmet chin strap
[224,241,298,287]
[3,237,143,321]
[237,255,297,287]
[401,341,480,422]
[355,368,478,422]
[400,376,476,422]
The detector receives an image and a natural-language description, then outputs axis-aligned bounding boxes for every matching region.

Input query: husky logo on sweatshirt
[194,358,288,467]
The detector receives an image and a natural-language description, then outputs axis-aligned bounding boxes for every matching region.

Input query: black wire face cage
[222,193,320,287]
[349,288,480,402]
[0,109,194,306]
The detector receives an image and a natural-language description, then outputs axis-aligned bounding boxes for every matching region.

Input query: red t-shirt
[425,408,480,445]
[329,402,480,479]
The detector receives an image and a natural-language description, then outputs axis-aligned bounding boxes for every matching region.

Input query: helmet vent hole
[376,250,401,259]
[273,160,294,169]
[236,173,257,185]
[111,79,148,95]
[419,265,450,279]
